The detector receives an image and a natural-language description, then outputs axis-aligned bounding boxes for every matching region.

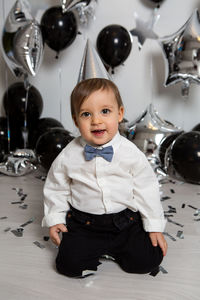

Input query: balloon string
[150,52,154,106]
[23,75,30,149]
[58,67,62,124]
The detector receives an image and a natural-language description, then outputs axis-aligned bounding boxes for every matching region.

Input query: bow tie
[84,144,114,162]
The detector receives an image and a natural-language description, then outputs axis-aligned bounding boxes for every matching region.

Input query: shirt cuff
[41,212,67,228]
[142,217,167,232]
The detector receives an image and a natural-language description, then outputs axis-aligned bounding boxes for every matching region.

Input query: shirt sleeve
[41,156,71,228]
[132,151,166,232]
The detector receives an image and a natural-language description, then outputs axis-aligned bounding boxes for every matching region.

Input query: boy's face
[73,88,124,146]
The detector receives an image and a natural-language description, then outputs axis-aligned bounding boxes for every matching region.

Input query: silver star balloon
[61,0,92,13]
[130,9,160,50]
[13,20,44,76]
[1,0,33,77]
[77,39,111,83]
[127,104,183,165]
[0,153,37,177]
[61,0,97,25]
[159,8,200,96]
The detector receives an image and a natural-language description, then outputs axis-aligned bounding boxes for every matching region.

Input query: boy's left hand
[149,232,168,256]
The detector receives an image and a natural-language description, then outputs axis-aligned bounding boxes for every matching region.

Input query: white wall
[1,0,200,136]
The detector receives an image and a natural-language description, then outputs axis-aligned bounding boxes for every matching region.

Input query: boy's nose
[91,114,102,124]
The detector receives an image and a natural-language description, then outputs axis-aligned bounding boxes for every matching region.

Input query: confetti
[20,217,35,227]
[0,216,8,220]
[170,189,175,193]
[163,232,176,241]
[167,218,184,227]
[4,227,11,232]
[176,230,184,239]
[19,204,28,209]
[161,196,171,201]
[188,205,198,210]
[182,204,185,208]
[194,209,200,216]
[43,236,50,241]
[11,228,24,237]
[33,241,45,249]
[159,266,168,274]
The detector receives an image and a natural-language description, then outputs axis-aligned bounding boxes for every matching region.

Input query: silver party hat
[77,39,111,83]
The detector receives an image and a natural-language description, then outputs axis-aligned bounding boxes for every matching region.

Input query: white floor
[0,167,200,300]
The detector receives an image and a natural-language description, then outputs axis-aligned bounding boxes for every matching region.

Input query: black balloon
[3,82,43,150]
[192,124,200,132]
[96,24,132,69]
[170,131,200,184]
[0,117,9,159]
[41,6,77,53]
[159,132,182,166]
[29,117,64,149]
[35,127,74,170]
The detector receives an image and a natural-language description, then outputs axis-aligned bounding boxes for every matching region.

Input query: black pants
[56,207,163,277]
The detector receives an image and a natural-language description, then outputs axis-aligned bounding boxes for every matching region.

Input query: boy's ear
[118,106,124,123]
[72,115,78,127]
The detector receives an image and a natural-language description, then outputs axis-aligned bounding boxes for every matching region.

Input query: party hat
[77,39,111,83]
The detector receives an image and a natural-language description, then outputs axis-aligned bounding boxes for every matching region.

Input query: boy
[42,78,167,277]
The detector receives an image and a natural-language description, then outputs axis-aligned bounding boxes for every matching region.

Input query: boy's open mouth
[91,129,106,135]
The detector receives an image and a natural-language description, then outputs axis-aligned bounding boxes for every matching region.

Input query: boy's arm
[42,158,71,228]
[132,152,166,232]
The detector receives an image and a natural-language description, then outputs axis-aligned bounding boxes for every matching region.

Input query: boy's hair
[70,78,124,118]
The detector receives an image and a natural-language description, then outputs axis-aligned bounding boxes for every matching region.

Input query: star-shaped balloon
[127,104,183,165]
[159,8,200,96]
[130,9,160,50]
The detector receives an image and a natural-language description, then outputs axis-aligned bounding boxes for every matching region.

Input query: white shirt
[42,132,166,232]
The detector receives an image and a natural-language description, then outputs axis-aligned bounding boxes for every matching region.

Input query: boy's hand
[49,224,68,246]
[149,232,168,256]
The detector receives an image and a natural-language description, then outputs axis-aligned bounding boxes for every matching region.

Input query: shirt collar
[79,131,122,152]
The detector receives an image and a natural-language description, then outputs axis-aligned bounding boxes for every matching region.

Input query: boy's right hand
[49,224,68,246]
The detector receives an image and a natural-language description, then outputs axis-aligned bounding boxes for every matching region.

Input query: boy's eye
[101,108,110,114]
[80,112,91,117]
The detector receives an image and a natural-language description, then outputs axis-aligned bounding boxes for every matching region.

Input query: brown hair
[70,78,124,118]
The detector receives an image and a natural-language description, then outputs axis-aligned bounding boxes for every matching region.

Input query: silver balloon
[130,10,159,50]
[78,39,111,83]
[61,0,97,25]
[0,155,37,177]
[4,0,32,32]
[13,20,44,76]
[127,104,183,164]
[13,149,37,163]
[1,0,33,77]
[159,8,200,96]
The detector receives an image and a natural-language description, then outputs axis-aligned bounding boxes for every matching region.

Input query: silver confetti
[11,228,24,237]
[4,227,11,232]
[176,230,184,239]
[159,266,168,274]
[20,217,35,227]
[167,218,184,227]
[33,241,45,249]
[19,204,28,209]
[163,232,176,241]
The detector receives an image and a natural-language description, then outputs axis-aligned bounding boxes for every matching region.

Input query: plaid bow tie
[84,144,114,162]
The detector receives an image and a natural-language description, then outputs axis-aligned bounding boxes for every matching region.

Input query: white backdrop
[1,0,200,136]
